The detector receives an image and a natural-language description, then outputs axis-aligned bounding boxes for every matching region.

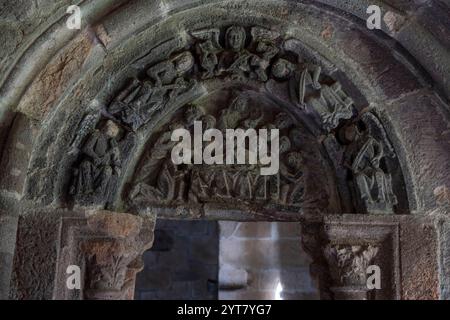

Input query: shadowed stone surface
[0,0,449,300]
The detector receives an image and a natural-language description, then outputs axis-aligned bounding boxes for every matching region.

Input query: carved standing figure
[279,151,304,205]
[345,125,397,213]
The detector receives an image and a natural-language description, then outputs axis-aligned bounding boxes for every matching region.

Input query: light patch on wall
[275,281,283,300]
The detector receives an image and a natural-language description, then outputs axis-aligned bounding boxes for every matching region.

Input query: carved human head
[272,59,294,79]
[174,52,195,74]
[104,120,121,138]
[226,26,246,51]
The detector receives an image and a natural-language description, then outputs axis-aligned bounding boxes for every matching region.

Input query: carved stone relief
[324,244,379,287]
[108,51,196,131]
[69,120,134,206]
[343,127,397,213]
[65,24,403,215]
[104,25,356,135]
[128,93,333,214]
[321,216,401,300]
[53,211,155,300]
[338,112,401,214]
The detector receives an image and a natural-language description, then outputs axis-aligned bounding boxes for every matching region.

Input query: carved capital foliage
[324,244,379,287]
[321,216,401,300]
[54,211,155,300]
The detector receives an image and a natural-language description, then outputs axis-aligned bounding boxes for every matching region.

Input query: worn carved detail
[109,52,196,131]
[106,25,354,133]
[54,211,155,300]
[309,83,354,131]
[69,120,133,206]
[129,95,331,212]
[342,123,398,214]
[324,244,379,287]
[68,25,370,209]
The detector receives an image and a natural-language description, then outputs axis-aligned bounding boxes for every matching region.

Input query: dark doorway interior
[135,219,219,300]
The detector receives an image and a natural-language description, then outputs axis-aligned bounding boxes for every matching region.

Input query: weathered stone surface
[385,92,450,211]
[0,0,449,300]
[0,115,36,194]
[436,216,450,300]
[400,217,439,299]
[17,32,95,120]
[53,210,155,300]
[86,210,142,238]
[323,214,439,300]
[9,210,62,300]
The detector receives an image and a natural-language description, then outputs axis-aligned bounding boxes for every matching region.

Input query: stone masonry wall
[218,222,320,300]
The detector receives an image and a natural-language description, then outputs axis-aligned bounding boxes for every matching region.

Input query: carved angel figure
[108,52,195,130]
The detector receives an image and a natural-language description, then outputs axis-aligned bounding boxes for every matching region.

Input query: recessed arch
[1,0,448,300]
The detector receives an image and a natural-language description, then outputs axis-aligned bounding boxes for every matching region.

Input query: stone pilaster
[322,215,402,300]
[436,216,450,300]
[53,210,155,300]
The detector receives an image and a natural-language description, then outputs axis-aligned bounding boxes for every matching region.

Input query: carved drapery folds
[54,211,155,300]
[69,120,135,207]
[340,113,401,214]
[108,52,196,131]
[128,94,334,214]
[64,24,405,216]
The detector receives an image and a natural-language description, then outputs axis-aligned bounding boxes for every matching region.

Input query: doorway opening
[135,219,319,300]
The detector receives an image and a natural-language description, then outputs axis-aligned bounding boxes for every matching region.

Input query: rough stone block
[0,115,36,194]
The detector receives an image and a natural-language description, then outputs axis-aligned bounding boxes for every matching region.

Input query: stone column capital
[54,210,155,300]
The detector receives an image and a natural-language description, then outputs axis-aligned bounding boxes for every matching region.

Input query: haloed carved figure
[221,26,252,79]
[71,121,122,202]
